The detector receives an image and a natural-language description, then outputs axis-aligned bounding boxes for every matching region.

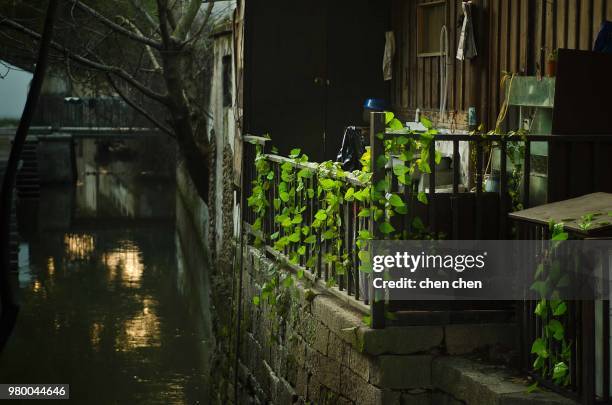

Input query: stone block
[444,324,518,355]
[401,389,432,405]
[431,391,464,405]
[323,332,376,389]
[339,366,400,405]
[359,326,444,356]
[311,295,364,337]
[305,346,342,392]
[432,357,576,405]
[295,366,309,398]
[275,376,297,405]
[370,355,432,390]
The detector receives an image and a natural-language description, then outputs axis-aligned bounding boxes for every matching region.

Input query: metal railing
[243,111,612,344]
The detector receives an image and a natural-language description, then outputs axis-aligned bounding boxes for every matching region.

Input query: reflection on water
[0,139,212,404]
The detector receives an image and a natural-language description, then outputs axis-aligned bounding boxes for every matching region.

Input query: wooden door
[245,0,390,162]
[245,0,327,160]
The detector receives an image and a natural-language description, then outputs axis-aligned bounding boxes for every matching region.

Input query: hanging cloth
[456,1,478,61]
[383,31,396,81]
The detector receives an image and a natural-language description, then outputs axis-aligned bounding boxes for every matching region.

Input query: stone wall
[237,245,539,405]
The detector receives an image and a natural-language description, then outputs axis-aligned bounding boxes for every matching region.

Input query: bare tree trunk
[0,0,58,352]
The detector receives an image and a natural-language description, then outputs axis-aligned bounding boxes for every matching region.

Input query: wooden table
[509,192,612,237]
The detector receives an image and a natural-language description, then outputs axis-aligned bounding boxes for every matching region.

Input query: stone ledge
[444,324,518,355]
[433,357,577,405]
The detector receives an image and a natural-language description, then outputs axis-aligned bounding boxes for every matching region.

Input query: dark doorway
[244,0,390,162]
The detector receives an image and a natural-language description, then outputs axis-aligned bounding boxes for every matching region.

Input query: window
[222,55,232,107]
[417,1,447,57]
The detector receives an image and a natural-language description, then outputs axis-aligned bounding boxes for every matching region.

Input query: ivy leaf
[552,301,567,316]
[548,319,565,341]
[307,188,315,198]
[252,296,260,306]
[270,231,280,240]
[289,232,301,243]
[552,362,569,383]
[534,299,547,316]
[526,382,539,394]
[362,315,372,327]
[289,148,301,158]
[396,136,409,146]
[388,118,404,131]
[530,281,549,296]
[320,178,336,190]
[394,205,408,215]
[298,246,306,255]
[304,235,317,244]
[267,171,274,180]
[345,187,355,201]
[292,214,303,224]
[531,338,549,358]
[552,232,569,241]
[279,191,290,202]
[435,150,442,165]
[273,198,281,210]
[379,222,395,234]
[283,276,294,288]
[388,194,405,208]
[393,164,409,177]
[376,155,389,170]
[375,179,389,192]
[418,160,431,174]
[417,192,428,205]
[298,168,313,179]
[359,230,372,240]
[358,208,371,218]
[420,116,433,129]
[412,217,425,231]
[315,210,327,221]
[385,111,395,124]
[322,230,335,240]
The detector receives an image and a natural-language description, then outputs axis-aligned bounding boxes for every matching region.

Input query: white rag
[457,1,478,61]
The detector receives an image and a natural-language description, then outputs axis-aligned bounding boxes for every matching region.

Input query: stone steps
[433,357,577,405]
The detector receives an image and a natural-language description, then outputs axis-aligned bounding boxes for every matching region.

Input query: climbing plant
[247,113,441,326]
[529,221,572,390]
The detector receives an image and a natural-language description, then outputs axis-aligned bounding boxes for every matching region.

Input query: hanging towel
[457,1,477,61]
[383,31,396,81]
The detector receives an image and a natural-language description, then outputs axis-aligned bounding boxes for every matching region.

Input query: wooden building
[391,0,612,129]
[240,0,612,161]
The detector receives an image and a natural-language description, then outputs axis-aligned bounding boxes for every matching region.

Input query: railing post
[370,112,386,329]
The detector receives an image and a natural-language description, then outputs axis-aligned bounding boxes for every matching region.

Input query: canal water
[0,138,214,404]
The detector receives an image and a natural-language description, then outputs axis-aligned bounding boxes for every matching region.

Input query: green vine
[529,221,572,390]
[248,113,442,327]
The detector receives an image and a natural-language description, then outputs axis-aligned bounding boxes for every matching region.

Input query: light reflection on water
[0,138,211,404]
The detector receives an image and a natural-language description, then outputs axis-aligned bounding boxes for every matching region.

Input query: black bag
[336,126,366,171]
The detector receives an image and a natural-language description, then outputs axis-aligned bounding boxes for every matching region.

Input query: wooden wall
[391,0,612,129]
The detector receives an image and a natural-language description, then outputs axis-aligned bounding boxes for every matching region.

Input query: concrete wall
[207,28,238,268]
[37,135,74,184]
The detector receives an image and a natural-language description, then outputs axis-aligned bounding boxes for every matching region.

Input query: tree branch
[107,74,175,137]
[118,16,162,72]
[66,0,162,49]
[184,1,214,44]
[173,0,202,40]
[0,15,169,105]
[129,0,159,32]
